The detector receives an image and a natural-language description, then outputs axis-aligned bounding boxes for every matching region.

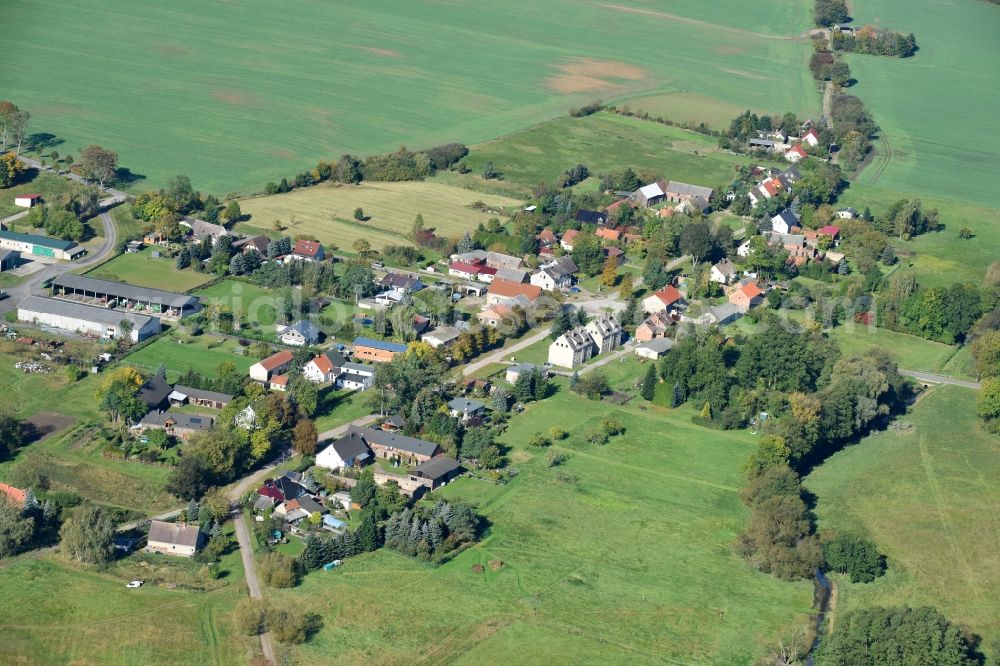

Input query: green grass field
[847,0,1000,210]
[459,112,773,196]
[0,548,257,664]
[4,0,816,194]
[839,184,1000,288]
[0,170,74,218]
[85,250,214,292]
[195,279,283,328]
[806,386,1000,659]
[271,390,813,664]
[123,332,256,380]
[237,181,520,250]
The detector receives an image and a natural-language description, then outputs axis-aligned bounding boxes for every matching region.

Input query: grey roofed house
[17,295,158,332]
[635,338,676,357]
[383,413,406,429]
[233,235,271,255]
[254,495,276,511]
[486,251,522,270]
[775,233,807,247]
[296,495,326,516]
[547,255,579,276]
[279,470,317,492]
[49,274,200,312]
[784,165,802,182]
[410,456,462,481]
[323,348,348,368]
[421,325,462,348]
[138,373,172,408]
[706,302,743,325]
[171,385,233,407]
[772,209,799,230]
[147,520,202,549]
[575,209,607,225]
[494,267,528,283]
[181,217,227,242]
[447,397,485,413]
[379,273,424,291]
[749,138,778,149]
[328,430,373,463]
[139,410,215,431]
[284,320,320,344]
[665,181,714,201]
[340,361,376,375]
[347,426,439,458]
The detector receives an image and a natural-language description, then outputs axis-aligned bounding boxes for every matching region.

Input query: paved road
[900,369,981,390]
[317,413,381,442]
[233,510,277,665]
[462,328,551,377]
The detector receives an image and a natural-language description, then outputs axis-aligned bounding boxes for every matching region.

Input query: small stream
[805,569,833,665]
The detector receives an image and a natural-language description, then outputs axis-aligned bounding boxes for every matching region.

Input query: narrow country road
[899,370,981,390]
[233,510,277,665]
[462,328,551,377]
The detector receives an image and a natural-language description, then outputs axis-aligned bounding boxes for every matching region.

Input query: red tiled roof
[787,145,808,158]
[762,179,782,196]
[259,350,294,371]
[487,279,542,301]
[293,239,322,257]
[740,282,764,299]
[537,229,557,244]
[596,227,621,241]
[652,286,682,306]
[18,194,42,199]
[818,225,841,237]
[449,261,482,274]
[310,355,334,374]
[0,483,26,506]
[270,374,289,387]
[561,229,579,244]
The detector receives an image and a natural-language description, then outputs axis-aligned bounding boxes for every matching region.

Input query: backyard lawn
[806,386,1000,660]
[85,250,214,292]
[270,390,814,664]
[123,332,256,380]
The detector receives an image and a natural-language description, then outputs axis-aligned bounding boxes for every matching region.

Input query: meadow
[237,181,520,250]
[4,0,816,194]
[806,386,1000,659]
[0,170,74,218]
[458,112,771,197]
[123,332,256,380]
[85,250,215,292]
[846,0,1000,209]
[270,389,814,664]
[0,547,258,664]
[196,279,283,328]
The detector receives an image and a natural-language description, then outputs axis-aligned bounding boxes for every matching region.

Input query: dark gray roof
[323,349,347,368]
[140,410,214,430]
[383,413,406,428]
[138,374,172,408]
[447,397,485,412]
[348,426,439,457]
[325,431,372,461]
[172,385,233,404]
[18,295,157,329]
[148,520,201,548]
[296,495,325,515]
[575,210,606,225]
[380,273,423,290]
[410,456,462,480]
[50,274,199,310]
[286,320,320,343]
[665,181,713,199]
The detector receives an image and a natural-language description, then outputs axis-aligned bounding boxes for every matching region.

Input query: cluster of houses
[131,373,230,440]
[747,124,822,164]
[547,314,623,369]
[255,470,349,533]
[316,420,464,500]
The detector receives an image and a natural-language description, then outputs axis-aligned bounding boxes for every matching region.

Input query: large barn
[48,274,200,318]
[18,295,161,342]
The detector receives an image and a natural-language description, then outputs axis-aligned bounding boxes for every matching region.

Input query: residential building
[505,363,549,384]
[494,267,528,284]
[14,193,42,208]
[346,426,440,463]
[704,302,742,325]
[536,228,558,246]
[729,282,765,312]
[596,227,622,242]
[635,310,674,341]
[146,520,203,557]
[835,208,858,220]
[574,210,607,225]
[485,251,522,270]
[136,410,214,440]
[531,255,578,291]
[637,182,666,207]
[585,315,622,354]
[289,239,324,262]
[379,273,423,292]
[447,397,485,421]
[560,229,579,251]
[642,285,685,314]
[0,229,84,260]
[548,327,595,369]
[784,145,808,163]
[232,235,271,256]
[710,260,738,284]
[280,320,320,347]
[802,128,821,147]
[49,274,200,318]
[421,326,462,349]
[336,362,376,391]
[408,456,463,491]
[352,337,408,363]
[486,279,542,307]
[771,210,800,235]
[180,217,227,245]
[137,373,172,410]
[249,350,294,383]
[476,303,515,328]
[303,354,339,383]
[317,430,373,471]
[17,295,161,342]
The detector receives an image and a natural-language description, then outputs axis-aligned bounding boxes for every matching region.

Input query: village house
[447,397,486,422]
[280,320,320,347]
[302,354,339,383]
[536,228,558,247]
[637,182,666,207]
[505,362,549,384]
[771,210,800,235]
[710,259,738,285]
[232,235,271,256]
[485,251,523,271]
[180,217,227,245]
[642,285,685,314]
[531,256,578,291]
[136,410,214,440]
[835,207,858,220]
[784,145,808,163]
[486,279,542,307]
[548,327,595,369]
[586,314,622,354]
[379,273,424,292]
[596,226,622,243]
[574,210,607,226]
[476,303,515,328]
[635,310,675,341]
[146,520,203,558]
[729,282,765,313]
[169,385,233,409]
[288,239,324,262]
[421,326,462,349]
[249,350,294,383]
[336,362,376,391]
[494,267,528,284]
[635,338,675,360]
[560,229,579,251]
[352,337,408,363]
[664,181,714,208]
[345,426,440,464]
[802,128,821,147]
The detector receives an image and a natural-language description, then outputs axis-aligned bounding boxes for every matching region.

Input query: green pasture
[460,112,774,196]
[0,170,74,218]
[123,333,255,380]
[847,0,1000,209]
[4,0,816,194]
[270,391,813,664]
[195,279,283,328]
[85,250,214,292]
[806,386,1000,659]
[237,180,519,249]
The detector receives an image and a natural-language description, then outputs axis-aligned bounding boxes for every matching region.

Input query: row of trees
[383,500,481,561]
[832,27,918,58]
